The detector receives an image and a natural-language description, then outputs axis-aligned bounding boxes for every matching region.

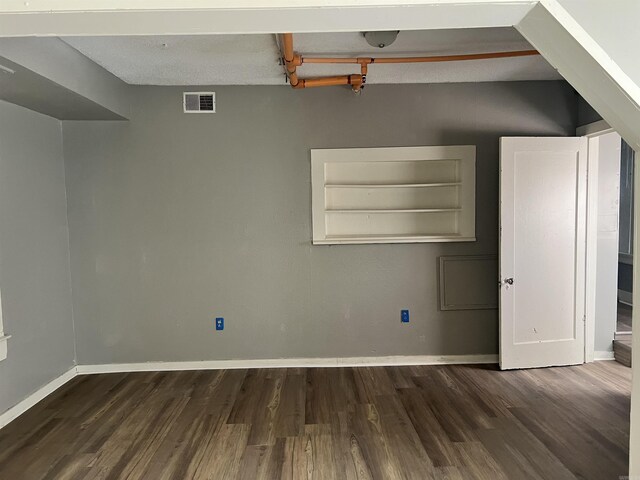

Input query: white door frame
[576,119,615,363]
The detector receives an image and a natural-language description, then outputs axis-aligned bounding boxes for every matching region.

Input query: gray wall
[0,101,75,414]
[619,264,633,295]
[63,82,577,364]
[577,95,602,126]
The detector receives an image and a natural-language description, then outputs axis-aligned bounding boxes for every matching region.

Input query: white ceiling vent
[183,92,215,113]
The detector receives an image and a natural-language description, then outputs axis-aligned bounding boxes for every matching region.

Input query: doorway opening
[614,140,635,366]
[577,118,634,367]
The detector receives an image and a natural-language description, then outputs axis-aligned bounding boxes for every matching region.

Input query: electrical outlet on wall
[401,310,410,323]
[215,317,224,331]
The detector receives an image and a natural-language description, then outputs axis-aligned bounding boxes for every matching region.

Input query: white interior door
[500,137,588,370]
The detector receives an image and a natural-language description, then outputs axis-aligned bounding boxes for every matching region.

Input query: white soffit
[61,28,561,85]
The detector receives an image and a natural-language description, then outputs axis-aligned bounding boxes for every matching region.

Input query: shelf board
[313,146,476,245]
[324,182,461,189]
[316,234,476,245]
[326,208,461,214]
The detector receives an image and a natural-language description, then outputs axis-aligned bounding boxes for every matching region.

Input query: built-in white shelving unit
[311,146,476,245]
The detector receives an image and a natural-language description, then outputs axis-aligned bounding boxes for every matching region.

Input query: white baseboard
[595,351,615,361]
[0,354,498,430]
[618,289,633,306]
[0,367,77,429]
[76,354,498,375]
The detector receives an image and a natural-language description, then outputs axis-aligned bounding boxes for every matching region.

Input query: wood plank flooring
[614,338,632,367]
[0,361,631,479]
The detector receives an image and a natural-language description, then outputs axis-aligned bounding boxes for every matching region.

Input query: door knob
[503,278,514,285]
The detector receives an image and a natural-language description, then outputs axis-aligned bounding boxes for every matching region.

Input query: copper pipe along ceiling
[300,50,539,65]
[294,75,363,90]
[280,33,540,92]
[282,33,364,92]
[282,33,300,87]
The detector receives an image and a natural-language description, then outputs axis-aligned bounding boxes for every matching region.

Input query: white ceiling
[62,28,562,86]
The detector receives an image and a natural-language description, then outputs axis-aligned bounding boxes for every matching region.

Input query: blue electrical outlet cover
[215,317,224,331]
[401,310,410,323]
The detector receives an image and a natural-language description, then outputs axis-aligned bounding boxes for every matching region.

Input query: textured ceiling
[62,28,561,86]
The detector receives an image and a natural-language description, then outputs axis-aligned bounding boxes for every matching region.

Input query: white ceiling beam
[0,0,535,12]
[516,1,640,152]
[0,1,535,36]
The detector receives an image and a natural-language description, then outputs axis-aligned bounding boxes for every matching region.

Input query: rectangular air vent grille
[183,92,215,113]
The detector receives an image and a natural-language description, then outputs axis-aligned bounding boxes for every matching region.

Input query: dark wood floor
[0,361,631,479]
